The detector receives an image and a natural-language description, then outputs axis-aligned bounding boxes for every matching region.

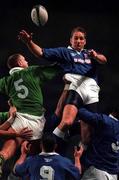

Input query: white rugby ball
[31,5,48,26]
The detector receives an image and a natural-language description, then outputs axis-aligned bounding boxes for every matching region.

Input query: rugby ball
[31,5,48,26]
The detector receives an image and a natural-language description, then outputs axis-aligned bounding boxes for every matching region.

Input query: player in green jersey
[0,53,59,177]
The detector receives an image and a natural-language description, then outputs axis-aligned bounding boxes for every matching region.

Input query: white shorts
[81,166,117,180]
[11,112,46,140]
[64,73,100,105]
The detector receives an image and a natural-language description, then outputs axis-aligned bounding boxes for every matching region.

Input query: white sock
[53,127,65,139]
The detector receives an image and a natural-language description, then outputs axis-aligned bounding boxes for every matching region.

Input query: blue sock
[53,134,67,156]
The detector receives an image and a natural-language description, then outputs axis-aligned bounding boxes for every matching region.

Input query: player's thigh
[76,80,100,105]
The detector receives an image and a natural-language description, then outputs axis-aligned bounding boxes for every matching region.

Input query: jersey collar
[109,114,118,121]
[67,46,85,55]
[9,67,24,75]
[39,152,59,156]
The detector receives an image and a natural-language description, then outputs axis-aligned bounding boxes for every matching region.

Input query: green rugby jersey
[0,112,8,124]
[0,65,59,116]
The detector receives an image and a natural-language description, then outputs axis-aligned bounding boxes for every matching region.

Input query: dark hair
[70,26,87,38]
[7,53,21,69]
[41,133,57,152]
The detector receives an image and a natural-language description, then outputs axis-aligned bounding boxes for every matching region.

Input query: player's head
[41,133,57,153]
[7,53,28,69]
[70,26,86,51]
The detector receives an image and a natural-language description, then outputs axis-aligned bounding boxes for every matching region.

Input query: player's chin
[75,47,82,51]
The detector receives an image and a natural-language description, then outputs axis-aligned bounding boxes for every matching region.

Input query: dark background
[0,0,119,115]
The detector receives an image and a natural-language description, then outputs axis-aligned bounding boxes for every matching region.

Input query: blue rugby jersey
[15,152,80,180]
[79,108,119,174]
[43,47,99,82]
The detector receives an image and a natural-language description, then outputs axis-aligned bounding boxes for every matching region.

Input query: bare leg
[55,89,69,117]
[53,90,80,139]
[0,127,23,160]
[0,127,24,178]
[58,104,78,131]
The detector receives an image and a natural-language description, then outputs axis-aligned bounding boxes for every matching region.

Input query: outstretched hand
[18,30,33,44]
[74,145,84,158]
[88,49,98,59]
[74,145,84,174]
[17,127,33,140]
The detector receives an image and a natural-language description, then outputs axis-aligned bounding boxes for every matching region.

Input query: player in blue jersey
[13,132,82,180]
[0,53,59,177]
[77,106,119,180]
[18,27,107,148]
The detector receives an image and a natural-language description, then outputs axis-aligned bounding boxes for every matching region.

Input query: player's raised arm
[18,30,43,58]
[88,49,107,64]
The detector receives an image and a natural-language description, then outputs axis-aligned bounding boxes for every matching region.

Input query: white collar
[9,67,24,75]
[109,114,118,121]
[67,46,73,50]
[39,152,59,156]
[67,46,84,54]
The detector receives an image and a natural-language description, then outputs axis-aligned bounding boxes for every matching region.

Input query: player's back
[15,153,80,180]
[0,65,58,116]
[3,66,44,116]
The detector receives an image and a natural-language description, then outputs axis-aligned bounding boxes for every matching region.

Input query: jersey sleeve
[0,77,8,94]
[43,47,70,63]
[67,165,80,179]
[14,159,29,177]
[31,65,61,82]
[0,112,8,124]
[62,157,80,180]
[78,108,109,126]
[41,65,60,81]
